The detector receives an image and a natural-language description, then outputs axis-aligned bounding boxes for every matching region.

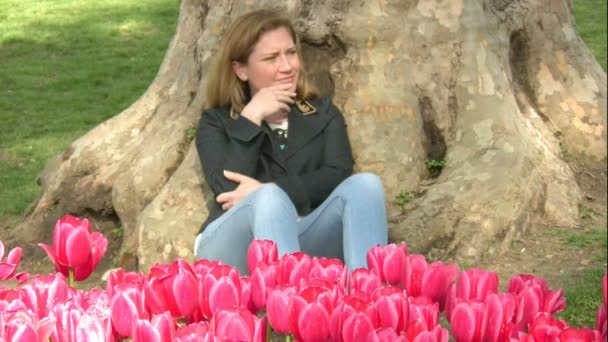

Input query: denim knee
[250,184,294,214]
[343,173,385,199]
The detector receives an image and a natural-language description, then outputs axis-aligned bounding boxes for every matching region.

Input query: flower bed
[1,215,606,341]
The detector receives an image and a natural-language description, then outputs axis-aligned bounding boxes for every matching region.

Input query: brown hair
[204,9,317,116]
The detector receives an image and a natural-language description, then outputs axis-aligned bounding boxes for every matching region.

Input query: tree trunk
[11,0,606,272]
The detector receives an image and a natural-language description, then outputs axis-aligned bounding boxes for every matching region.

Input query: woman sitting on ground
[194,9,388,274]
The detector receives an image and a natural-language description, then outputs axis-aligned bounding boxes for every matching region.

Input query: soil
[1,156,606,293]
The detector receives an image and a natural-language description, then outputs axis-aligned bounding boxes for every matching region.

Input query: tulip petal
[111,292,140,337]
[450,303,476,342]
[172,271,198,317]
[65,227,91,266]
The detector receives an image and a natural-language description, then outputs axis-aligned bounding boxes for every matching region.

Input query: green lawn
[0,0,606,330]
[0,0,179,217]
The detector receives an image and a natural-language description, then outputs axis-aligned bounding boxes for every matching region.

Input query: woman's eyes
[262,50,297,62]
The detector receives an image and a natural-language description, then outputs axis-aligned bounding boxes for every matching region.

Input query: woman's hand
[240,83,296,125]
[216,170,264,210]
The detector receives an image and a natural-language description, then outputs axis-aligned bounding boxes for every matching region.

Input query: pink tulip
[247,239,278,274]
[372,328,408,342]
[309,257,347,288]
[348,268,383,295]
[598,273,608,340]
[372,286,410,334]
[527,313,569,341]
[450,301,487,342]
[559,327,603,342]
[404,256,458,310]
[211,307,266,342]
[132,312,175,342]
[597,304,607,340]
[145,259,199,318]
[410,325,449,342]
[330,292,375,341]
[38,215,108,282]
[407,300,441,342]
[250,262,277,312]
[175,321,211,340]
[266,285,296,334]
[455,269,499,302]
[53,302,115,342]
[290,285,335,341]
[367,243,407,286]
[19,273,74,319]
[0,302,55,342]
[277,252,312,287]
[110,283,149,337]
[240,275,256,314]
[484,293,516,342]
[0,240,29,284]
[198,264,241,319]
[508,274,566,331]
[106,269,146,297]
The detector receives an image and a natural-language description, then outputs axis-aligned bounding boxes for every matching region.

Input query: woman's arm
[195,109,266,195]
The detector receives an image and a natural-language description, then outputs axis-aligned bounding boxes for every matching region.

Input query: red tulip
[211,307,266,342]
[247,239,278,274]
[0,240,29,284]
[106,269,146,297]
[145,259,199,318]
[132,312,175,342]
[198,264,241,319]
[348,268,383,295]
[38,215,108,282]
[367,243,407,286]
[372,286,409,334]
[266,285,296,334]
[372,328,408,342]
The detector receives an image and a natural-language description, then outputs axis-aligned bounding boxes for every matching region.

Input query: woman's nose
[278,54,293,72]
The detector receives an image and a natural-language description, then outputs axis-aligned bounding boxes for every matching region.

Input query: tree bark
[11,0,606,271]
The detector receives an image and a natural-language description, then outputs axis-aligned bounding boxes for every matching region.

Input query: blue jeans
[194,173,388,274]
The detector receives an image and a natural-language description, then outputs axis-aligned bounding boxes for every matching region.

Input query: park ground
[0,0,606,328]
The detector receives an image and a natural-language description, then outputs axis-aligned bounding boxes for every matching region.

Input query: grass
[0,0,179,217]
[573,0,608,71]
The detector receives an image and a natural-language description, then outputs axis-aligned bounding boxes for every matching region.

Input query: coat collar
[236,98,330,167]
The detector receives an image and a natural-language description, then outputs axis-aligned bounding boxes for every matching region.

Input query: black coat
[195,96,354,233]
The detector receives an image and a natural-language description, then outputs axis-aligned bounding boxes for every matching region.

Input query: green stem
[286,335,292,342]
[68,267,75,287]
[266,319,272,342]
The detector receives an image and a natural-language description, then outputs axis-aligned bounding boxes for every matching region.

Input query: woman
[194,9,388,274]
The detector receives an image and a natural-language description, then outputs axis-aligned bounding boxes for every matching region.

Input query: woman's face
[233,26,301,96]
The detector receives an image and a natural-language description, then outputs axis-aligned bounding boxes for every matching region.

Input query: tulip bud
[38,215,108,282]
[247,239,278,274]
[367,243,407,286]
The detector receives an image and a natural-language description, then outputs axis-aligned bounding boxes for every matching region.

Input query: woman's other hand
[240,83,296,125]
[216,170,265,210]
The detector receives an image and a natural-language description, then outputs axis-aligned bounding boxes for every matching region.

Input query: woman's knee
[250,184,295,213]
[344,173,385,198]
